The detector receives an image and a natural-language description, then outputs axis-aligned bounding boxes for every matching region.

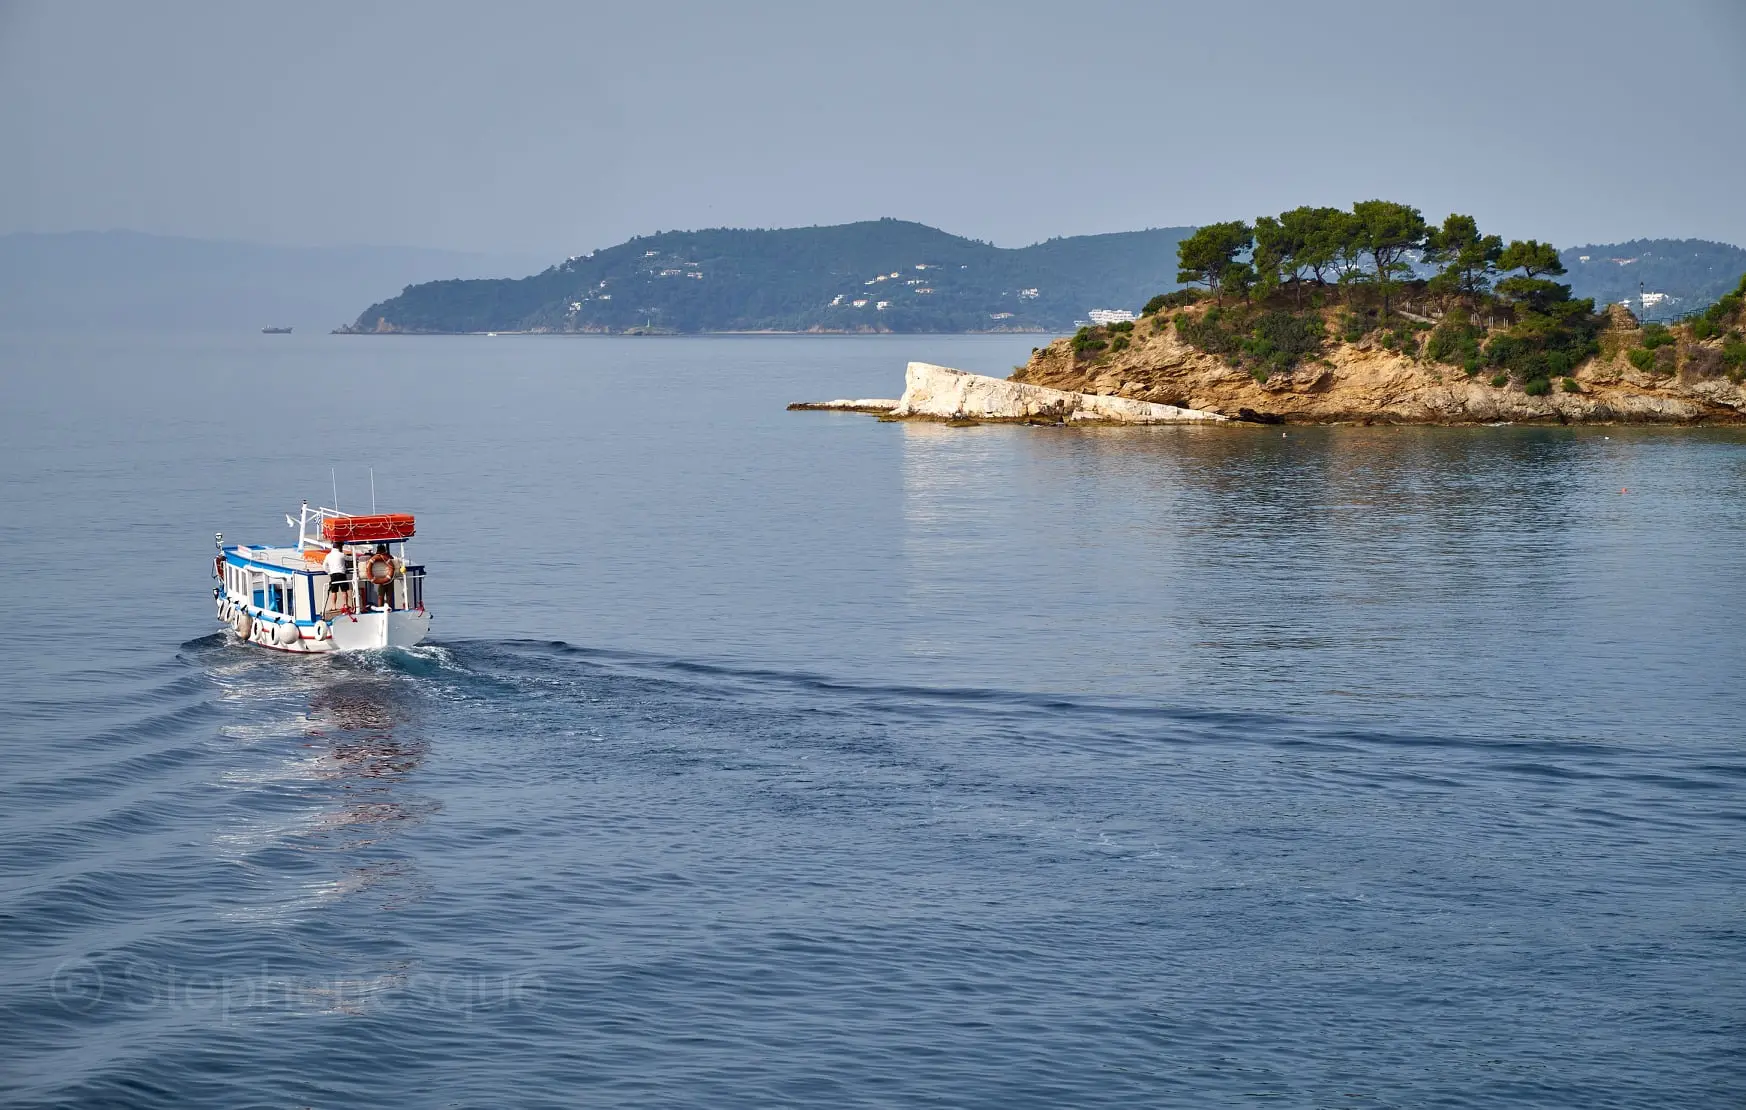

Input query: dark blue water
[2,331,1744,1107]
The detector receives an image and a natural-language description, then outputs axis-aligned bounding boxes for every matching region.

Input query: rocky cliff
[1012,307,1746,424]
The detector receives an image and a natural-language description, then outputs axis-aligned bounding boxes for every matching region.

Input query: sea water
[1,331,1743,1107]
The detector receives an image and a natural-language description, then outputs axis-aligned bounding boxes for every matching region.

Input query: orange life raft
[322,513,416,544]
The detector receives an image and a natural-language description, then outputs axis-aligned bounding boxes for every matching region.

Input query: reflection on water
[900,422,1744,739]
[214,660,436,925]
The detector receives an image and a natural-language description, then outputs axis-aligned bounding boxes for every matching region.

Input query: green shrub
[1109,319,1135,334]
[1694,279,1745,335]
[1482,296,1603,385]
[1144,289,1203,315]
[1176,307,1325,373]
[1524,377,1551,396]
[1070,326,1107,357]
[1562,377,1581,393]
[1627,347,1656,372]
[1248,311,1325,366]
[1251,366,1270,383]
[1109,335,1130,352]
[1641,323,1675,350]
[1722,335,1746,374]
[1426,310,1484,366]
[1337,310,1371,344]
[1490,372,1509,387]
[1175,312,1225,355]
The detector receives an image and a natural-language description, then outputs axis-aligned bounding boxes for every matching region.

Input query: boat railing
[404,566,427,611]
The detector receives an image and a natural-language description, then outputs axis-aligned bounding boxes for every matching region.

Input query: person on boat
[324,545,353,614]
[374,543,397,610]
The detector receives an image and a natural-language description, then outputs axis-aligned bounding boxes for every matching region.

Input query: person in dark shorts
[323,545,353,614]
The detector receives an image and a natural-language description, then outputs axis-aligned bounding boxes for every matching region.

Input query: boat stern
[326,608,432,652]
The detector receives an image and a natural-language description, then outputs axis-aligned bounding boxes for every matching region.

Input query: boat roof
[225,545,324,574]
[220,504,415,576]
[226,537,411,570]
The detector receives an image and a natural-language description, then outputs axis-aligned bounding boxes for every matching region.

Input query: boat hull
[215,592,430,653]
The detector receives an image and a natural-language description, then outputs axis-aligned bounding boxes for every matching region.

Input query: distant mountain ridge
[0,231,547,332]
[5,225,1737,336]
[350,221,1745,335]
[347,220,1197,334]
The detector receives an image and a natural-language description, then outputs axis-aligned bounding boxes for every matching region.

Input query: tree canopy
[1282,207,1354,289]
[1497,240,1566,280]
[1166,198,1615,394]
[1347,200,1428,315]
[1176,221,1255,301]
[1424,214,1503,297]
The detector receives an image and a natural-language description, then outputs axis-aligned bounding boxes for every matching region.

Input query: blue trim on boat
[223,550,316,577]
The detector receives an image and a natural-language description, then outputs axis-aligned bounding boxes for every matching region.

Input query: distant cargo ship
[261,326,292,334]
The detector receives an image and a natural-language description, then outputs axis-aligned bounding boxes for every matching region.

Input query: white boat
[213,501,431,652]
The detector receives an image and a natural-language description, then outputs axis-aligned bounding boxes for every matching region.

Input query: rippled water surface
[2,332,1744,1107]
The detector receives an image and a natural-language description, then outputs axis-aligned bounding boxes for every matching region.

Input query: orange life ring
[363,553,396,585]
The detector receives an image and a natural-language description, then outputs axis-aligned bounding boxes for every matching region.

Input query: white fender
[275,621,299,646]
[313,619,330,640]
[234,609,253,639]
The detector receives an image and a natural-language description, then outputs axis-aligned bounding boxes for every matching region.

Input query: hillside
[344,220,1195,334]
[346,221,1744,336]
[0,231,546,332]
[1561,239,1746,320]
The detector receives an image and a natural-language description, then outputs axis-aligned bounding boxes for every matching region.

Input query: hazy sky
[3,0,1743,259]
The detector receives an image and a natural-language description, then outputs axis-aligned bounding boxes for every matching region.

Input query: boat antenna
[331,467,340,511]
[370,468,377,514]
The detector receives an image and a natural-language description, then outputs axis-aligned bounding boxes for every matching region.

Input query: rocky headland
[1007,301,1746,424]
[794,296,1746,427]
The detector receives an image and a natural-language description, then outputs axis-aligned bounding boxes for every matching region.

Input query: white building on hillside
[1087,308,1137,326]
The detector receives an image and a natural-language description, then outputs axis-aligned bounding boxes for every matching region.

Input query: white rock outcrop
[889,362,1226,424]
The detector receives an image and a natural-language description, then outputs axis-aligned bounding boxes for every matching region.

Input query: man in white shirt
[323,545,352,615]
